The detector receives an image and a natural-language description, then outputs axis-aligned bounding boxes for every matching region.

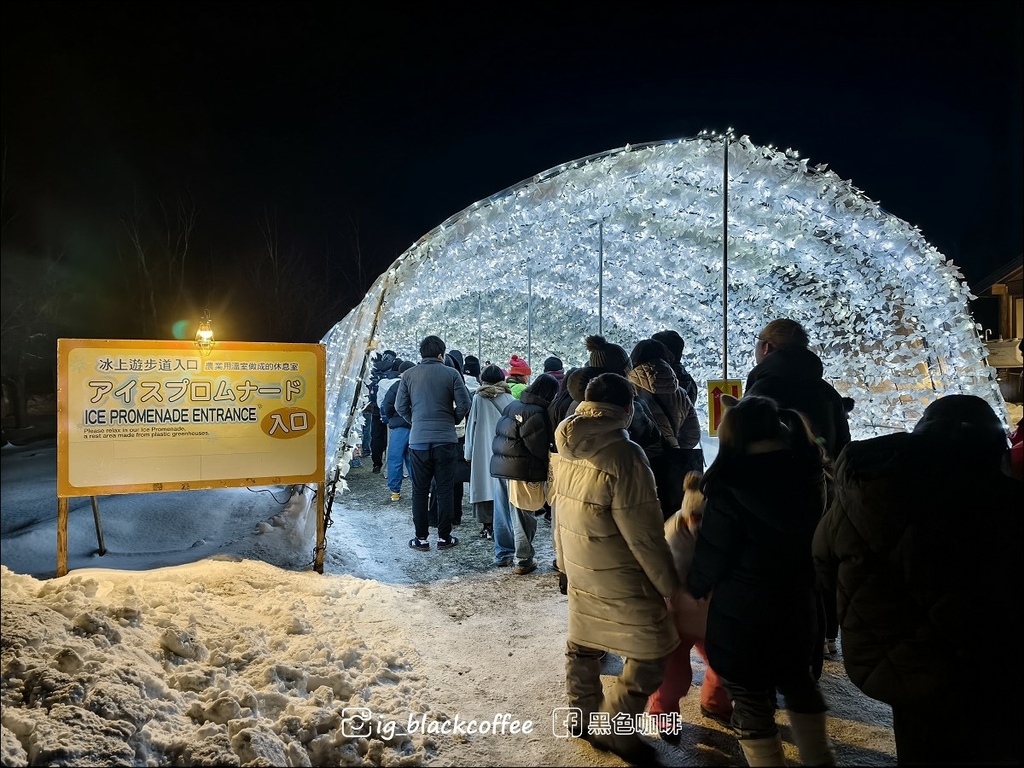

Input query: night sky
[2,2,1021,336]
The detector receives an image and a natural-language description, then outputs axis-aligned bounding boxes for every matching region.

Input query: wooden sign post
[56,339,326,576]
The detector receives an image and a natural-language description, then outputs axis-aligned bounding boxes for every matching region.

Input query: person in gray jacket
[395,335,472,552]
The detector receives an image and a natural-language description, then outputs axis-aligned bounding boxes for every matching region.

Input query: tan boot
[738,733,787,766]
[786,711,836,766]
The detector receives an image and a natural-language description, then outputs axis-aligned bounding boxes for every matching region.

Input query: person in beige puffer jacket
[551,372,681,766]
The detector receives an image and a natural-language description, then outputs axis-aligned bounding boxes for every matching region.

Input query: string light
[319,132,1004,475]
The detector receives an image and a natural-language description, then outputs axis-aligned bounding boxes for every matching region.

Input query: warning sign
[707,379,743,436]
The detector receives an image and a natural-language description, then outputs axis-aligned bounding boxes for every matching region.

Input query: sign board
[57,339,326,497]
[707,379,743,436]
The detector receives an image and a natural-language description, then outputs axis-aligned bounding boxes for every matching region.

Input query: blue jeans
[386,427,412,493]
[491,477,516,563]
[509,500,537,566]
[410,443,458,540]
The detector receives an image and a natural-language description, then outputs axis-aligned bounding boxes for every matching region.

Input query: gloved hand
[558,571,568,595]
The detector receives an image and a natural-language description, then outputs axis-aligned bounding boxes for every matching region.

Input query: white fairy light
[319,133,1005,475]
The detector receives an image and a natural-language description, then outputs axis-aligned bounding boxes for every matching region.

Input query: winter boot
[738,733,787,766]
[786,711,835,766]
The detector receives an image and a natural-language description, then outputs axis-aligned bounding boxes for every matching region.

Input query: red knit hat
[508,354,532,377]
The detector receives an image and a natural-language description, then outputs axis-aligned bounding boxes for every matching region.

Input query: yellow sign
[57,339,325,497]
[707,379,743,436]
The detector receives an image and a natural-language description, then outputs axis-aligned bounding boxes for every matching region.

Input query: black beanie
[399,360,415,374]
[543,356,563,373]
[585,335,631,376]
[464,355,481,378]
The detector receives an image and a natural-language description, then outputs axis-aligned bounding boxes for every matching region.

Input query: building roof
[974,256,1023,296]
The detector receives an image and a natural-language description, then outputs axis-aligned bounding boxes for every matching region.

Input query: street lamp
[195,309,215,354]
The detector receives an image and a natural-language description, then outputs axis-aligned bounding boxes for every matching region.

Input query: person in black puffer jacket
[563,355,661,456]
[490,373,560,575]
[689,395,835,767]
[746,318,851,676]
[367,349,399,472]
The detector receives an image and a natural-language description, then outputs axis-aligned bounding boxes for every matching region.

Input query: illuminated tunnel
[320,132,1005,474]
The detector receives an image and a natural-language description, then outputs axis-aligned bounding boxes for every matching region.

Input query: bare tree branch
[118,189,199,337]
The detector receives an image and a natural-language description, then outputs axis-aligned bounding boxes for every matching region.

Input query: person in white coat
[463,364,515,541]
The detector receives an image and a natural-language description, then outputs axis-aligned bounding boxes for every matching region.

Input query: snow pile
[0,560,442,767]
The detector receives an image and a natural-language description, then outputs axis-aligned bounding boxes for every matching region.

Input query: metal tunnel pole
[598,220,604,336]
[722,133,729,380]
[527,271,533,369]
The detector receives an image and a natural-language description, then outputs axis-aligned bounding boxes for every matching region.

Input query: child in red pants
[649,635,732,738]
[647,472,732,742]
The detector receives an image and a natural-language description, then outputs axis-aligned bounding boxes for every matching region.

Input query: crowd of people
[352,321,1021,767]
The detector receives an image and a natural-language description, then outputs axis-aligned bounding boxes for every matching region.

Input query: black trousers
[370,411,388,468]
[429,479,464,526]
[428,436,466,525]
[410,443,458,540]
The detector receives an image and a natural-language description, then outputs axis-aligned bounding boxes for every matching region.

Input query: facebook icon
[551,707,584,738]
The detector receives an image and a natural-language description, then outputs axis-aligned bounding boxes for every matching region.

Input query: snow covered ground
[1,430,900,767]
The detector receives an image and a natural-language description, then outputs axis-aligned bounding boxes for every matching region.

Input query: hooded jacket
[745,346,850,462]
[812,429,1022,706]
[629,358,689,450]
[367,351,399,414]
[464,382,516,503]
[564,366,661,454]
[380,379,410,430]
[551,400,681,660]
[372,350,398,377]
[689,448,826,687]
